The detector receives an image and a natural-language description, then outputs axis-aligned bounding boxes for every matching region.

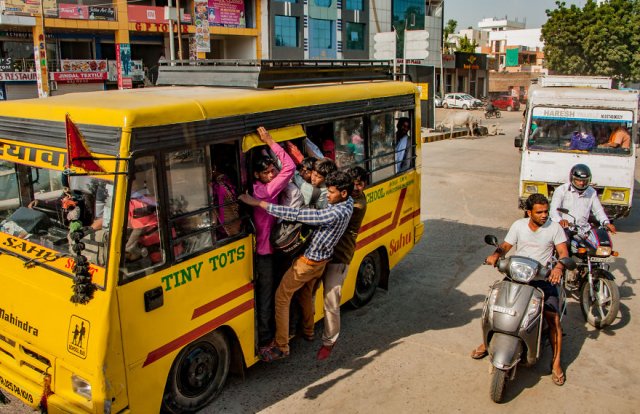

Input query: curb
[422,130,469,143]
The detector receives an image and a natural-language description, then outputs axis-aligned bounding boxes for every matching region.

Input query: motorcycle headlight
[508,257,539,283]
[520,292,542,330]
[595,246,612,257]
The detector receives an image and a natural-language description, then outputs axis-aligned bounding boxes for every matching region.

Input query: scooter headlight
[520,292,542,330]
[508,257,539,283]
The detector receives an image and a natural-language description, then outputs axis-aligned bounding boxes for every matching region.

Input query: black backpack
[270,187,321,258]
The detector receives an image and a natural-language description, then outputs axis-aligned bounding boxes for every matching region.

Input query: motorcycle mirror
[556,207,569,214]
[560,257,577,271]
[484,235,499,246]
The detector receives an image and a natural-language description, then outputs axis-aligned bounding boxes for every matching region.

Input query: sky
[444,0,588,30]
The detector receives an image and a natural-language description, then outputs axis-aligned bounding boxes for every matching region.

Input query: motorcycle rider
[485,101,496,117]
[471,193,569,386]
[550,163,617,235]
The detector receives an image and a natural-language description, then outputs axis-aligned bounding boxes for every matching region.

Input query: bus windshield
[0,160,113,269]
[526,107,633,156]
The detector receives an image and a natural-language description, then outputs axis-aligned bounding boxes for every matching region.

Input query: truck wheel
[490,368,507,403]
[162,331,230,414]
[581,273,619,328]
[350,251,382,308]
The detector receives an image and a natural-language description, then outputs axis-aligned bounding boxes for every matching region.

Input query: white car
[442,93,482,110]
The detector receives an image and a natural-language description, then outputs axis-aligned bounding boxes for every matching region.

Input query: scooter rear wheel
[490,368,507,403]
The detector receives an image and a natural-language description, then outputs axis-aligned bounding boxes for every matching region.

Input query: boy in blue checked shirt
[239,171,354,361]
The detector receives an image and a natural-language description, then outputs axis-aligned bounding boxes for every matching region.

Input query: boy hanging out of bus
[250,126,296,348]
[316,166,368,360]
[308,158,337,209]
[239,170,354,361]
[292,156,318,207]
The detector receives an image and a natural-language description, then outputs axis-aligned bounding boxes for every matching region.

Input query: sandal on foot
[552,370,565,386]
[259,346,289,362]
[470,346,488,360]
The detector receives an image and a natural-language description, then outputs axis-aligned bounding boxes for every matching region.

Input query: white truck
[515,75,638,219]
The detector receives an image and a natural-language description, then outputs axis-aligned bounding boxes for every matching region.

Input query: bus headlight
[71,375,92,400]
[610,191,625,201]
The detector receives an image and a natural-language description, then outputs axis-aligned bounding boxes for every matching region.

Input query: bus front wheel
[350,251,382,308]
[162,331,230,413]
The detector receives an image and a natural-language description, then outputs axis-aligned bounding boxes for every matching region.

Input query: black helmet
[570,164,591,192]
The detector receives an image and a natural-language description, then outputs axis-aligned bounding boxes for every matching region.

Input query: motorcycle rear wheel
[496,111,501,118]
[581,274,620,328]
[490,368,507,403]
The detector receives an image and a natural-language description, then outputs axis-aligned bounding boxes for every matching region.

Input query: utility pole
[167,0,176,65]
[176,0,184,61]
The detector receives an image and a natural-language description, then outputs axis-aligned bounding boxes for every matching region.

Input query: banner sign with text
[0,72,37,81]
[207,0,246,28]
[61,59,108,72]
[53,71,108,83]
[58,4,115,20]
[194,0,210,52]
[1,0,57,17]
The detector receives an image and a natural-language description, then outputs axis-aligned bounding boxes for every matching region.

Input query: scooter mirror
[484,235,499,246]
[560,257,577,271]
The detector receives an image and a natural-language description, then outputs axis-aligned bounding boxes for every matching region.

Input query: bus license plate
[491,305,516,316]
[589,256,614,263]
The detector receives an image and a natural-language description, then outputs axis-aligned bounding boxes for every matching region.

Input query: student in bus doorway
[239,171,354,361]
[316,166,368,360]
[250,127,296,348]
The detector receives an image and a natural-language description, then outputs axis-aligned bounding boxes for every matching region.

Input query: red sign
[121,78,133,89]
[0,72,38,81]
[128,5,192,24]
[58,4,89,19]
[53,72,108,83]
[134,21,190,33]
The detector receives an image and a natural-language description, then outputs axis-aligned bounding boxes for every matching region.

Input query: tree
[458,35,478,53]
[541,0,640,82]
[442,19,457,54]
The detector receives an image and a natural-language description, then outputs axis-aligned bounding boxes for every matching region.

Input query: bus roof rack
[536,75,612,89]
[156,59,394,88]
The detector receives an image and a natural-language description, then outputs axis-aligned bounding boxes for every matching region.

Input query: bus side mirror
[514,136,522,148]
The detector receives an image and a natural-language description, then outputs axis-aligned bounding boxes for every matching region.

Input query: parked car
[443,93,483,110]
[491,95,520,111]
[434,93,443,108]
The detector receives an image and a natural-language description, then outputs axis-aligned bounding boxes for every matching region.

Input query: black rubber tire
[443,103,448,109]
[162,331,230,414]
[350,251,382,308]
[496,111,501,118]
[506,105,513,112]
[490,368,507,403]
[581,273,620,328]
[462,104,469,110]
[485,112,490,119]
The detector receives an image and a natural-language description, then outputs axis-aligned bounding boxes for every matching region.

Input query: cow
[437,112,479,139]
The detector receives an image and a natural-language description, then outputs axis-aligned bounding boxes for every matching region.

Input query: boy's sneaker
[259,345,289,362]
[316,344,334,361]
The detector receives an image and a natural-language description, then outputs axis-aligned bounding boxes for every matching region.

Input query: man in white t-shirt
[470,193,569,386]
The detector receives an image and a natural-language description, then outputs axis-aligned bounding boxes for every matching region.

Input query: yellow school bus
[0,61,424,413]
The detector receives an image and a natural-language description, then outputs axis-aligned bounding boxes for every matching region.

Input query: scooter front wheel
[490,368,507,403]
[581,275,620,328]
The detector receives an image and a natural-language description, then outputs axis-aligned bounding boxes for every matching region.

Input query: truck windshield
[0,161,113,268]
[526,107,633,156]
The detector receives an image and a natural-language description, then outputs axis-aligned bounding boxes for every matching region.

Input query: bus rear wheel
[162,331,230,414]
[350,251,382,308]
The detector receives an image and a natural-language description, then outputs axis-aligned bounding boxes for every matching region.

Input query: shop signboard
[116,43,132,89]
[61,59,108,73]
[0,71,38,81]
[53,72,108,83]
[57,3,116,20]
[0,58,15,72]
[194,0,210,52]
[1,0,57,17]
[207,0,246,28]
[128,5,191,24]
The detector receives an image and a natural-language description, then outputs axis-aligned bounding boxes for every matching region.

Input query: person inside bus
[250,126,296,349]
[238,170,354,361]
[292,156,318,207]
[600,124,630,149]
[125,173,159,263]
[395,117,411,172]
[316,166,368,360]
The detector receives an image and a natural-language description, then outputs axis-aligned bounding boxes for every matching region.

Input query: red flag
[65,114,105,173]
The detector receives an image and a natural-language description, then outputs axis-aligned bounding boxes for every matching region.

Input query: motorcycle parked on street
[556,207,620,328]
[481,235,575,403]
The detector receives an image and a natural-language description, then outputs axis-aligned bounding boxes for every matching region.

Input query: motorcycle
[484,106,501,119]
[556,207,620,328]
[481,235,575,403]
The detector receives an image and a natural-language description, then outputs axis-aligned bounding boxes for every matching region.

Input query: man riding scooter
[471,194,569,386]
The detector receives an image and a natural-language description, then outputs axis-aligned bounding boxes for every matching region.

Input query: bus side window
[165,148,212,261]
[210,142,242,240]
[369,112,396,183]
[123,156,164,274]
[334,117,365,169]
